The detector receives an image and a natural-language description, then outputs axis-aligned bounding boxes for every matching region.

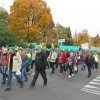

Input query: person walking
[5,47,23,91]
[68,52,75,78]
[0,48,9,85]
[48,49,58,74]
[86,52,95,78]
[93,53,99,70]
[58,51,67,75]
[20,49,29,82]
[29,47,47,88]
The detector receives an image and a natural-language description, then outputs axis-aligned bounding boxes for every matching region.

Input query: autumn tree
[9,0,53,43]
[73,29,89,46]
[89,34,100,47]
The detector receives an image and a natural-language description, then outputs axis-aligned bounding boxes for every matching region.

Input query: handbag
[74,65,77,71]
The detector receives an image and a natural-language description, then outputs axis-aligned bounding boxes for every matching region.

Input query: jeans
[6,70,23,89]
[50,62,55,73]
[81,61,86,70]
[0,66,4,74]
[0,65,7,84]
[21,68,28,81]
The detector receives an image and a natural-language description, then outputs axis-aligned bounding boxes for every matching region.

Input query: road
[0,66,100,100]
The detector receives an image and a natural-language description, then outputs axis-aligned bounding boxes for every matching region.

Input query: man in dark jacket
[29,47,47,88]
[86,52,95,78]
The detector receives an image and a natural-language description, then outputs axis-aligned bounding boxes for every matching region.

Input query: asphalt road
[0,66,100,100]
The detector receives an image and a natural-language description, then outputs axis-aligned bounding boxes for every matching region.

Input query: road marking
[84,84,100,89]
[96,77,100,79]
[81,88,100,95]
[93,79,100,82]
[89,81,100,85]
[81,75,100,96]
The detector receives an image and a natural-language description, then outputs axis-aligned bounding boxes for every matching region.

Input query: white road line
[81,75,100,96]
[89,81,100,85]
[84,84,100,89]
[81,88,100,95]
[93,79,100,82]
[96,77,100,79]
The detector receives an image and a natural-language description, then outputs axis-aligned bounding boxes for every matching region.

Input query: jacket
[48,51,58,62]
[8,52,22,72]
[86,55,95,66]
[21,54,29,68]
[1,53,9,66]
[35,52,46,70]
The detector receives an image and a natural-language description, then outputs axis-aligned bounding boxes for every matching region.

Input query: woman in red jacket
[58,51,67,74]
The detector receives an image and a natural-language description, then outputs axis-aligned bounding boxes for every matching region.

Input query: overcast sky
[0,0,100,36]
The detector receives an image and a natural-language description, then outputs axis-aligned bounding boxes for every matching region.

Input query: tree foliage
[0,7,14,45]
[55,23,73,45]
[9,0,53,43]
[89,34,100,47]
[73,29,89,46]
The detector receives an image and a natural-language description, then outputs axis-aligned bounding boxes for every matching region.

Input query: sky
[0,0,100,36]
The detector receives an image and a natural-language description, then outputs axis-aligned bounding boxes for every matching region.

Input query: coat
[8,53,22,72]
[21,54,29,68]
[58,53,67,64]
[1,53,9,66]
[35,52,46,70]
[48,51,58,62]
[86,55,95,67]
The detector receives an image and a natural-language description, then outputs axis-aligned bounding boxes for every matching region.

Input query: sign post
[58,39,65,45]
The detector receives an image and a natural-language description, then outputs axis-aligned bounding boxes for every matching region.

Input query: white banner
[81,43,88,50]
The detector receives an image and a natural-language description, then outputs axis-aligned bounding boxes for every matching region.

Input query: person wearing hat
[5,47,23,91]
[29,47,47,88]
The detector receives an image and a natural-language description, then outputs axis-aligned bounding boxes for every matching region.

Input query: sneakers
[29,84,35,88]
[4,88,11,91]
[68,75,71,78]
[71,74,74,77]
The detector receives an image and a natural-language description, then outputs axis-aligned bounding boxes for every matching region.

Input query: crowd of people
[0,45,100,91]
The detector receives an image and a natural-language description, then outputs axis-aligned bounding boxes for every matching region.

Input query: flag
[51,42,54,48]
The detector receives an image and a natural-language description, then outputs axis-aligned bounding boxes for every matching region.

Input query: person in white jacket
[5,47,23,91]
[48,49,58,74]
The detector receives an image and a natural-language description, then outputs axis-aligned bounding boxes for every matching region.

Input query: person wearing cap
[5,47,23,91]
[29,47,47,88]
